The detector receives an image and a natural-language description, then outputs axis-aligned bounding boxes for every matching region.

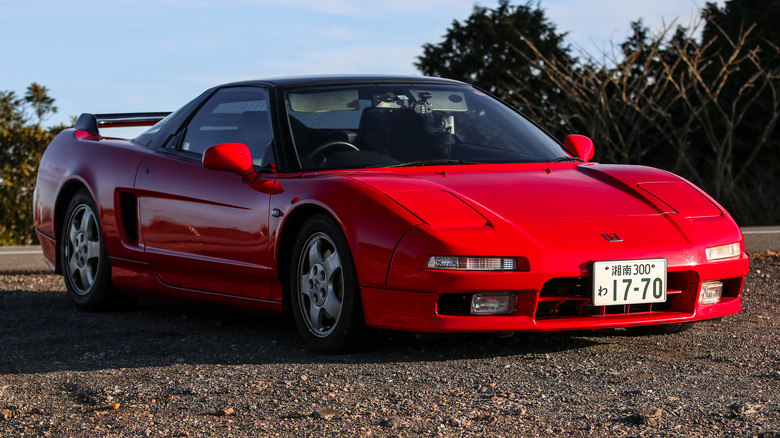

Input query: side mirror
[563,134,595,162]
[203,142,258,182]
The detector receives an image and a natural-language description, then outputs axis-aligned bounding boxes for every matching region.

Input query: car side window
[180,87,274,166]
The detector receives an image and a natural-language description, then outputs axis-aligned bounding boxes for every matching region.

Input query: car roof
[219,75,468,89]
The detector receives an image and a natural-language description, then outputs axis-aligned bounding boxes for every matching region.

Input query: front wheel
[290,214,365,353]
[60,189,137,311]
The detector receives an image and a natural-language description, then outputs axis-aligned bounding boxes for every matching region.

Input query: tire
[626,322,693,336]
[60,189,137,311]
[289,214,365,353]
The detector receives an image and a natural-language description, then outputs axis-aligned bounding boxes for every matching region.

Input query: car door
[134,86,277,299]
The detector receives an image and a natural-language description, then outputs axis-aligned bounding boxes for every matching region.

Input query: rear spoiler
[74,112,171,137]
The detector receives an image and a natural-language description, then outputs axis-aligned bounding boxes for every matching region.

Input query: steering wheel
[302,141,360,168]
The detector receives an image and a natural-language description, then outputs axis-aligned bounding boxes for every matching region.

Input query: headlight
[426,256,529,271]
[705,243,740,262]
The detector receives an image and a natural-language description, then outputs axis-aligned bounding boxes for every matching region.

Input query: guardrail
[2,227,778,273]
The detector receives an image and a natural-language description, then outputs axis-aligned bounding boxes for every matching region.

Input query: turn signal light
[426,256,529,271]
[705,243,740,262]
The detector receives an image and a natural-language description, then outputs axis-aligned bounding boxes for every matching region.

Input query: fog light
[471,293,515,315]
[699,281,723,305]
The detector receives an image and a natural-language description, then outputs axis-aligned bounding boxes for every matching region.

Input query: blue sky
[2,0,720,128]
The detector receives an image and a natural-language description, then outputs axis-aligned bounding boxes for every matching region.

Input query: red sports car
[33,75,748,353]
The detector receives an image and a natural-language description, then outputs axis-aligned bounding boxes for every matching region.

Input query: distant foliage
[0,84,65,245]
[417,0,779,225]
[415,0,572,114]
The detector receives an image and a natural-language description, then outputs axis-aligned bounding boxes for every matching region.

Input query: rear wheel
[60,189,137,311]
[290,214,365,353]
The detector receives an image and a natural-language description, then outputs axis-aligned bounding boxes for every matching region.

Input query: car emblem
[602,233,623,242]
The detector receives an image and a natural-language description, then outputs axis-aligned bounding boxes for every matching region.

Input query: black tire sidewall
[289,214,364,353]
[60,190,113,311]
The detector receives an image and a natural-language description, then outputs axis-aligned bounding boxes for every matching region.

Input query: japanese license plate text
[592,259,667,306]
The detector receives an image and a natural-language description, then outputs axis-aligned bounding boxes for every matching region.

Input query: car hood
[347,163,722,224]
[343,163,731,258]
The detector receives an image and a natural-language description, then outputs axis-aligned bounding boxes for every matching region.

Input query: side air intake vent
[118,192,139,243]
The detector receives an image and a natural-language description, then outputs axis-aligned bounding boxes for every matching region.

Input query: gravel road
[1,254,778,437]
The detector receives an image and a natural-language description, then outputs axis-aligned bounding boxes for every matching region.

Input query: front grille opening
[437,293,471,316]
[536,273,688,319]
[722,278,743,299]
[541,277,590,298]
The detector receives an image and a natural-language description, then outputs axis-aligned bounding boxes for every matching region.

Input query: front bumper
[361,256,748,332]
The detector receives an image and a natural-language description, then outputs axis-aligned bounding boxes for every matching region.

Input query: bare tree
[511,20,780,224]
[661,23,780,213]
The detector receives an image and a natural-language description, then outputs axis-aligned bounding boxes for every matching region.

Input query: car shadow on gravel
[0,289,605,375]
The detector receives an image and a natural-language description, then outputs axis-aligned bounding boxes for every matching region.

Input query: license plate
[592,259,667,306]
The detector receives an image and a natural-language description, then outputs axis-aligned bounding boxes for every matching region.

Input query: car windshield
[284,83,570,170]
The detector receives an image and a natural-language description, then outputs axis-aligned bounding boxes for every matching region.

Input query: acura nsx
[33,75,749,352]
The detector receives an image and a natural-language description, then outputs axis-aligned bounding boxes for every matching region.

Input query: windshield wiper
[390,159,484,168]
[552,156,583,163]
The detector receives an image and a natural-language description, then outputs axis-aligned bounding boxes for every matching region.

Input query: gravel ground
[0,254,778,437]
